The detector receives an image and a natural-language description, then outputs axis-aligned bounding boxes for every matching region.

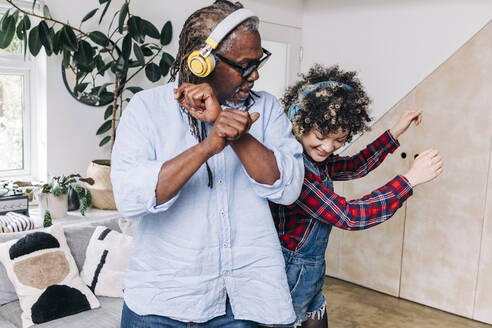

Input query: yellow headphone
[187,8,256,78]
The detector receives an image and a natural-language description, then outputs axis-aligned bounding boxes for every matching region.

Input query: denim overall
[282,157,333,324]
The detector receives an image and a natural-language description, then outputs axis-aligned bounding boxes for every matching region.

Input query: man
[111,1,303,326]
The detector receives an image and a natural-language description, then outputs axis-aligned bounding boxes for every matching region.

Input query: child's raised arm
[297,147,442,230]
[328,110,423,181]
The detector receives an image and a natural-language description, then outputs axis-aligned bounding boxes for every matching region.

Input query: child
[270,64,443,328]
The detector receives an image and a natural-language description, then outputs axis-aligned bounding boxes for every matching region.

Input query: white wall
[302,0,492,123]
[43,0,303,178]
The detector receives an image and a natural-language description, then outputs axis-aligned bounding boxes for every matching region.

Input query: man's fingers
[250,112,260,124]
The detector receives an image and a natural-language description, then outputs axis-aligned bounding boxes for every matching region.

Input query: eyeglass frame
[214,47,272,79]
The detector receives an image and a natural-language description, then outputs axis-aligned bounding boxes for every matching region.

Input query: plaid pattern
[271,130,413,251]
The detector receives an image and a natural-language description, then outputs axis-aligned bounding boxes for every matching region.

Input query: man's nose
[246,68,259,81]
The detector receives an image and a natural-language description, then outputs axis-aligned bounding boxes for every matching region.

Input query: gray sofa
[0,218,125,328]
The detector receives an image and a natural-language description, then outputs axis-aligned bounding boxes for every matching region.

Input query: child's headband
[287,80,353,120]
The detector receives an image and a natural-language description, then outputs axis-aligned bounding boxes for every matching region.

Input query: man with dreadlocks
[269,64,443,328]
[111,1,303,327]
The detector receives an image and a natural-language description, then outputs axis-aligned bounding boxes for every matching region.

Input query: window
[0,6,43,180]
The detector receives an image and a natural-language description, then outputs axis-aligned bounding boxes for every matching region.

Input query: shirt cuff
[145,162,182,214]
[383,130,400,153]
[388,175,413,202]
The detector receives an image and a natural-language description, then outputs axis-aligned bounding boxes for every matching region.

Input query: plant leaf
[22,15,31,30]
[0,16,16,49]
[89,31,109,47]
[43,5,52,19]
[38,21,53,54]
[113,55,128,81]
[128,16,144,43]
[81,9,98,23]
[126,86,143,94]
[122,33,131,59]
[73,39,93,66]
[61,26,78,52]
[52,29,63,54]
[142,19,160,39]
[98,91,114,106]
[161,52,174,66]
[160,21,172,45]
[74,82,89,95]
[99,135,111,147]
[141,45,153,56]
[104,104,114,119]
[118,2,128,34]
[96,120,112,135]
[28,25,42,56]
[32,0,37,11]
[16,19,25,40]
[159,56,170,77]
[145,62,161,82]
[133,44,145,65]
[62,49,71,68]
[98,0,112,24]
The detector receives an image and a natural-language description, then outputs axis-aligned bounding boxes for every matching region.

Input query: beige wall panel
[399,22,492,318]
[325,93,415,296]
[472,138,492,324]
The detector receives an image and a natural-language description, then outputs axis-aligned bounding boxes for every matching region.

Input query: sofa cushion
[0,297,123,328]
[81,226,133,298]
[0,218,122,306]
[0,224,100,327]
[0,315,17,328]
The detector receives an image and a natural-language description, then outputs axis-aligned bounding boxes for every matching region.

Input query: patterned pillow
[81,226,133,298]
[0,224,100,328]
[0,213,35,233]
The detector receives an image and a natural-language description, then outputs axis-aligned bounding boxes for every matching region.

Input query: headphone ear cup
[187,51,216,78]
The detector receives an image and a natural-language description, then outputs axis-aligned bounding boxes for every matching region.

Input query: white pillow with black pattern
[0,224,100,328]
[81,226,133,298]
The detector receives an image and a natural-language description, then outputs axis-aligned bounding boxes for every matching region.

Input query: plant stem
[6,0,117,63]
[121,48,162,89]
[110,76,119,151]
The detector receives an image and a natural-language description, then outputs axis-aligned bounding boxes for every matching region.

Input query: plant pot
[37,193,68,220]
[86,159,117,210]
[67,186,80,211]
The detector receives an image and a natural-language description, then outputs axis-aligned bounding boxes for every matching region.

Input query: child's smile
[302,127,349,162]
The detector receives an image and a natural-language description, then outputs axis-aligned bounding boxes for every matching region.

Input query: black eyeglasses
[215,48,271,79]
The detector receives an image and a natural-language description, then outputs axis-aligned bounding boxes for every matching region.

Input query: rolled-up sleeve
[244,95,304,205]
[110,94,180,218]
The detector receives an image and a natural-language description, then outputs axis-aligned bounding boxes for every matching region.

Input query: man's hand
[403,148,443,188]
[174,83,222,123]
[390,110,422,139]
[203,109,260,155]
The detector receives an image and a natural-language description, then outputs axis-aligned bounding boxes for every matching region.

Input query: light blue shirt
[110,82,303,325]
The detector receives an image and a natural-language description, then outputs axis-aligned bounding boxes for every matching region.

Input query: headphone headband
[206,8,256,49]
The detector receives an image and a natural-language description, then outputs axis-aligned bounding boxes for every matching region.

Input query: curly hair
[281,64,372,142]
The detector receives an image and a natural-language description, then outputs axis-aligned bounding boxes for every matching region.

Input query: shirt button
[220,210,225,216]
[223,242,229,248]
[218,179,223,184]
[223,270,228,276]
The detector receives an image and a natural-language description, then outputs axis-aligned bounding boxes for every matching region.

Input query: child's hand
[390,110,422,139]
[403,148,443,188]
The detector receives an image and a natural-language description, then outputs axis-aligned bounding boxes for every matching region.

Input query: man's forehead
[224,30,262,60]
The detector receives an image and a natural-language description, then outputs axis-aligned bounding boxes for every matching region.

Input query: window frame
[0,0,43,180]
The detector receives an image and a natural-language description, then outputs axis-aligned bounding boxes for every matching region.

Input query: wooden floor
[324,277,492,328]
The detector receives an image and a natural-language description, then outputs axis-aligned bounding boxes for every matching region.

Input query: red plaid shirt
[271,130,413,251]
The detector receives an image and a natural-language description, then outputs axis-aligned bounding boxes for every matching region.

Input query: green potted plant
[32,174,94,220]
[0,0,174,209]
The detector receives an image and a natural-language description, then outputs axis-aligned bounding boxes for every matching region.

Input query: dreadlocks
[169,0,259,141]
